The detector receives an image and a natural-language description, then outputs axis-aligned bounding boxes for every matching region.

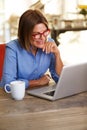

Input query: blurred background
[0,0,87,64]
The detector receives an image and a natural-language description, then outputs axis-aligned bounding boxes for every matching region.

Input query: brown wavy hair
[18,9,48,51]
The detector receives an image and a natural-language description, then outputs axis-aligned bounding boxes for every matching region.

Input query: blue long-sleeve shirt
[0,39,59,88]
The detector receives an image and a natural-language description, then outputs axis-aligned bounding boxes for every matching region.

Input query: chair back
[0,44,6,80]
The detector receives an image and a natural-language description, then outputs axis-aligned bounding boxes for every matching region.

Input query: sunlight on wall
[4,0,38,20]
[5,0,26,19]
[58,31,87,65]
[64,0,77,13]
[43,0,77,15]
[44,0,61,15]
[78,0,87,5]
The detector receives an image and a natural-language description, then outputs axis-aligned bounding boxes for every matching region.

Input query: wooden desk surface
[0,88,87,130]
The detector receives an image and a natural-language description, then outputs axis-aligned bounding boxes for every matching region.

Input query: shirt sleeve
[48,38,59,82]
[1,46,29,89]
[49,54,59,83]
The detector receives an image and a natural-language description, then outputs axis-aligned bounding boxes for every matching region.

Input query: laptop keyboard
[44,90,55,96]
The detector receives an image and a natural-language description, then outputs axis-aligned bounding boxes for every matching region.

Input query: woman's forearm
[28,74,51,89]
[54,50,63,75]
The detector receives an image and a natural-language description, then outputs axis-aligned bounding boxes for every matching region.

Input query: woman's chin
[37,44,44,49]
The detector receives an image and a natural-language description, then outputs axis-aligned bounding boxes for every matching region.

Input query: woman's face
[30,23,49,49]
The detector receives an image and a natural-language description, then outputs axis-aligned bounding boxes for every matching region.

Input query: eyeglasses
[32,29,50,39]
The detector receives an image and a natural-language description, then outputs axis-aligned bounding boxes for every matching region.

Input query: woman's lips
[36,40,44,45]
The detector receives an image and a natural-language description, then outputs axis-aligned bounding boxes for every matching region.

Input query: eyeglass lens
[32,29,50,39]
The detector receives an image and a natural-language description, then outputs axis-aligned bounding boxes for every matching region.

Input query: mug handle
[4,84,11,93]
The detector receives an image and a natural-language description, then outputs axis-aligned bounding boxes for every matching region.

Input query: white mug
[4,80,25,100]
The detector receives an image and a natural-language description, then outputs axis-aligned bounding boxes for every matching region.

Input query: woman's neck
[31,45,38,56]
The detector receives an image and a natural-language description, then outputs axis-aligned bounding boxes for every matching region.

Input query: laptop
[27,62,87,101]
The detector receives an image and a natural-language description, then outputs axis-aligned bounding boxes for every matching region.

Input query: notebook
[27,62,87,101]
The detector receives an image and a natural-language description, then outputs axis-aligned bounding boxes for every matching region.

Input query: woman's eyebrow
[32,29,47,34]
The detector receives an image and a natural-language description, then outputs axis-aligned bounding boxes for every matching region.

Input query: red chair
[0,44,6,80]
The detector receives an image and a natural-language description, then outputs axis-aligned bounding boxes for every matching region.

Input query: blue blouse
[0,39,59,88]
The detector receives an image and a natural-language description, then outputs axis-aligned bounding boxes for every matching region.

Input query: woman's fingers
[43,41,57,54]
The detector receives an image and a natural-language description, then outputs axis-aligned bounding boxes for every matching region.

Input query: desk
[0,88,87,130]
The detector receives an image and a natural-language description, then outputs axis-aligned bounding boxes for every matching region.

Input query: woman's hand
[28,74,51,89]
[43,41,63,76]
[43,41,59,56]
[38,74,51,85]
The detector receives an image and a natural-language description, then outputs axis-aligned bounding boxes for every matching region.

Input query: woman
[1,9,63,89]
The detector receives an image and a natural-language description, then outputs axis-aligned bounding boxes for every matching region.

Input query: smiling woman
[1,9,63,91]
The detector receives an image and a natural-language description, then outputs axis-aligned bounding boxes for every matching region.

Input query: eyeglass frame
[32,29,50,39]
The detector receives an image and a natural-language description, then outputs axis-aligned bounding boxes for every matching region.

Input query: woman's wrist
[29,79,41,88]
